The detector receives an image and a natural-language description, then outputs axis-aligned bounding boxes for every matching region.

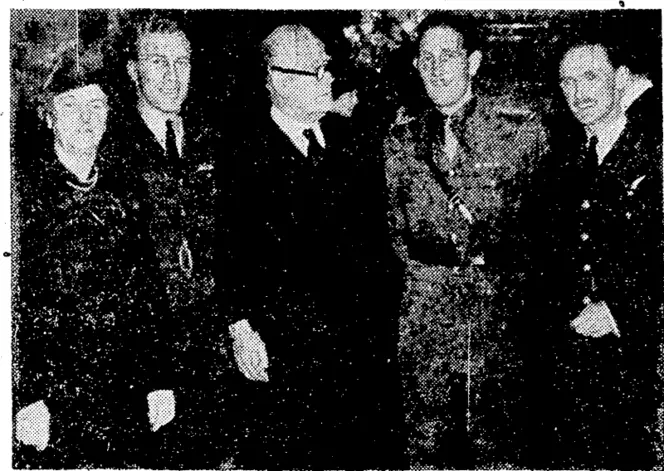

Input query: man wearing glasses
[225,24,406,469]
[105,13,225,468]
[383,13,548,467]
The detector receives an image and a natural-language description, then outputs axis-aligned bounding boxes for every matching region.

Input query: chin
[73,139,101,151]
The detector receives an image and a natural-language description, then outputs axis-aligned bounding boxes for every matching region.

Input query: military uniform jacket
[384,94,548,268]
[105,110,218,319]
[524,120,662,345]
[15,148,172,417]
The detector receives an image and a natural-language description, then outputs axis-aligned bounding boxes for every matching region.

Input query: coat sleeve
[222,132,284,335]
[383,128,411,264]
[15,159,105,410]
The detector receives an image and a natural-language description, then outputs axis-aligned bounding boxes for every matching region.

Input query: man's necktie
[303,128,324,164]
[584,135,599,173]
[165,119,181,178]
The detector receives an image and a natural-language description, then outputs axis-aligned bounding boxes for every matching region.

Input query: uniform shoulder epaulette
[392,106,416,128]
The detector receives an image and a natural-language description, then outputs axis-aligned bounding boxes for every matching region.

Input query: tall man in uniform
[226,24,406,469]
[106,14,225,468]
[522,35,662,469]
[383,13,548,467]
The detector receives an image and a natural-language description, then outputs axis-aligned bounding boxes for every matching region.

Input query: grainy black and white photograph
[7,2,663,469]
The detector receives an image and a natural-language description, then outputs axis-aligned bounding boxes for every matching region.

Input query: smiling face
[49,84,108,153]
[128,31,191,114]
[266,26,334,122]
[416,26,481,109]
[559,44,622,128]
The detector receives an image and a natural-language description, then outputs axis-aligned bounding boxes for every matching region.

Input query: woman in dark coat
[13,43,175,469]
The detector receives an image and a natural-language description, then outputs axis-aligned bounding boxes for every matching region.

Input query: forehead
[54,84,106,102]
[420,26,464,54]
[270,31,328,67]
[560,45,613,77]
[138,32,191,56]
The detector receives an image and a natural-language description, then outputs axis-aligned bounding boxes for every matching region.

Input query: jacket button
[583,296,592,305]
[582,200,590,209]
[583,264,591,272]
[581,233,589,241]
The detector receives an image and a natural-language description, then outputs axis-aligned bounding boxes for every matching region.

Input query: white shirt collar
[271,105,326,157]
[586,112,627,165]
[138,101,184,154]
[620,75,653,113]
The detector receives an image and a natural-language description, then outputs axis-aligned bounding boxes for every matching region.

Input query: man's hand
[571,300,621,338]
[147,389,175,432]
[15,400,50,451]
[229,319,269,382]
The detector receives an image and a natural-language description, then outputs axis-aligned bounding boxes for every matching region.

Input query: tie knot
[587,135,599,151]
[303,128,324,162]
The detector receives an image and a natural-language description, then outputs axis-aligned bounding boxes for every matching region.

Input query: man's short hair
[415,12,483,56]
[559,29,624,70]
[127,13,188,62]
[261,24,319,68]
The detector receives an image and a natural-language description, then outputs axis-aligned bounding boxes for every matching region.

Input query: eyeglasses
[139,55,191,73]
[269,61,331,81]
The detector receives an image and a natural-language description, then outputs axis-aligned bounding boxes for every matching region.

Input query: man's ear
[127,61,139,86]
[615,65,630,91]
[268,72,288,95]
[413,57,418,70]
[266,72,275,94]
[468,50,482,77]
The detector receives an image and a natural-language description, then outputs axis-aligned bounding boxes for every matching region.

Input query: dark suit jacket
[226,108,402,356]
[524,119,662,350]
[224,106,406,467]
[104,109,219,321]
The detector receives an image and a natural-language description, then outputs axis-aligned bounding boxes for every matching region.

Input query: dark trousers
[139,334,238,469]
[234,328,407,470]
[521,328,658,470]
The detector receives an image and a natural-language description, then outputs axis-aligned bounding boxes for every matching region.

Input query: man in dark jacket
[103,13,227,468]
[522,36,662,469]
[225,24,406,469]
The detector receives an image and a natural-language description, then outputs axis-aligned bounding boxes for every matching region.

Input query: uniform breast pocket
[450,165,503,216]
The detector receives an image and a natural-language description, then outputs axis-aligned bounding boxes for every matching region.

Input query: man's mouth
[161,87,180,97]
[575,101,595,111]
[429,79,451,88]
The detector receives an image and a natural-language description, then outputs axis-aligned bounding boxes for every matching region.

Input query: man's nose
[573,83,590,102]
[164,61,179,81]
[320,70,334,85]
[430,58,449,77]
[79,107,92,123]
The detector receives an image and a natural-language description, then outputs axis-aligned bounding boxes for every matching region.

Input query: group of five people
[14,10,662,470]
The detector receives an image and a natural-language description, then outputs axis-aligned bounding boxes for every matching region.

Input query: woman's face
[49,84,108,153]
